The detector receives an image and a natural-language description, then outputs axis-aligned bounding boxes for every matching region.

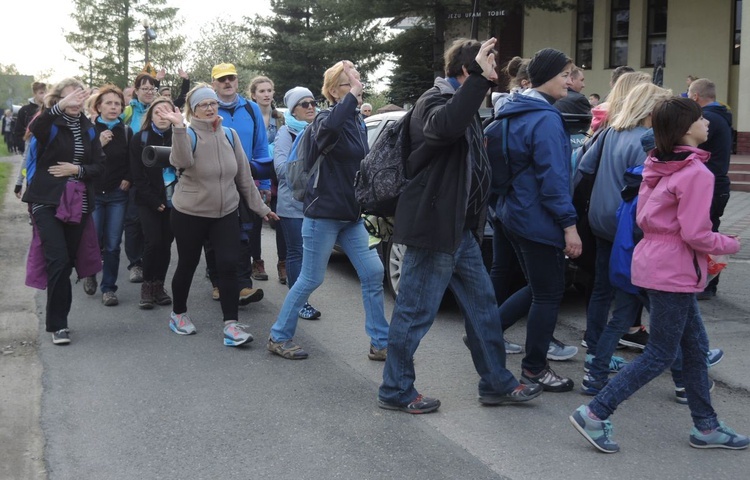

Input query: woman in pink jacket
[570,97,748,453]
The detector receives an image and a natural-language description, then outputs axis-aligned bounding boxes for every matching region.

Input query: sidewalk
[720,189,750,260]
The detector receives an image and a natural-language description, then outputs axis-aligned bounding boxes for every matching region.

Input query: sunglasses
[297,101,317,109]
[216,75,237,83]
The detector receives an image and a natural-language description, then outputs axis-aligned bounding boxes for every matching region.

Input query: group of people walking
[13,36,747,455]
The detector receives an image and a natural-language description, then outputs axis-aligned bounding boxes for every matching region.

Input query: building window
[645,0,668,67]
[734,0,742,64]
[576,0,594,69]
[609,0,630,68]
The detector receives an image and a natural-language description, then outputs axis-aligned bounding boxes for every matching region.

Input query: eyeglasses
[196,101,218,111]
[297,101,316,109]
[139,87,156,94]
[216,75,237,83]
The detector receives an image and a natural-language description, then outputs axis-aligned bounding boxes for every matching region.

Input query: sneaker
[102,291,118,306]
[675,379,715,405]
[267,337,309,359]
[298,302,321,320]
[581,375,607,396]
[479,383,543,406]
[378,393,440,414]
[584,354,629,374]
[581,338,588,349]
[83,275,97,295]
[461,334,523,354]
[569,405,620,453]
[252,259,268,280]
[696,290,716,301]
[51,328,71,345]
[689,421,750,450]
[277,260,287,285]
[707,348,724,368]
[619,326,649,350]
[129,265,144,283]
[368,345,387,361]
[212,287,220,301]
[223,321,254,347]
[239,287,264,306]
[521,365,574,392]
[547,338,578,361]
[169,312,196,335]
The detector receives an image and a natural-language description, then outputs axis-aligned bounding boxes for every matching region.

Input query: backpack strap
[244,102,260,150]
[223,126,235,149]
[187,127,197,152]
[140,129,149,145]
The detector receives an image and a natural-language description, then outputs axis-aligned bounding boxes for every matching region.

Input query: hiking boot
[102,291,119,307]
[129,265,143,283]
[479,383,543,406]
[378,394,441,414]
[267,337,308,359]
[581,375,607,396]
[584,354,629,374]
[689,422,750,450]
[223,321,254,347]
[570,405,620,453]
[52,328,71,345]
[239,287,264,305]
[368,345,387,361]
[521,365,574,392]
[169,312,196,335]
[152,281,172,306]
[277,260,287,285]
[252,259,268,280]
[298,302,321,320]
[212,287,220,301]
[139,281,155,310]
[675,379,715,405]
[547,337,578,361]
[619,326,649,350]
[83,275,97,295]
[707,348,724,367]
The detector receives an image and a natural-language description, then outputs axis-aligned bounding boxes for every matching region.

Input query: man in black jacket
[13,81,46,154]
[378,38,543,414]
[554,67,591,115]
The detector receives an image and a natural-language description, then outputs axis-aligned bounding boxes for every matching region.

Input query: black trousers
[139,206,173,283]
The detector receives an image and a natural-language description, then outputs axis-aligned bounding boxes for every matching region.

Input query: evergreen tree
[386,24,434,107]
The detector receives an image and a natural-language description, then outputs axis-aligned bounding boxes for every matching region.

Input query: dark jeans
[139,206,173,282]
[489,216,525,306]
[499,227,566,373]
[33,207,88,332]
[123,189,143,269]
[590,290,718,431]
[704,192,730,293]
[171,209,240,321]
[584,238,615,355]
[249,211,263,261]
[92,189,128,293]
[279,217,303,287]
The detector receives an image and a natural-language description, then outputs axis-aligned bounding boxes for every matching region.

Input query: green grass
[0,140,10,157]
[0,160,11,208]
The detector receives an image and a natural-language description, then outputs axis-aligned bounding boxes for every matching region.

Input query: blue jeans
[92,188,128,293]
[499,227,566,373]
[379,231,519,405]
[270,217,388,348]
[123,189,143,269]
[279,217,303,288]
[584,237,615,355]
[590,290,718,431]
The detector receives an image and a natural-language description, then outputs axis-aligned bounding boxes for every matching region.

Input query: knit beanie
[189,87,218,111]
[528,48,570,88]
[284,86,314,110]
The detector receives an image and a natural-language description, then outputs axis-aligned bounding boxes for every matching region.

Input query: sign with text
[446,10,507,20]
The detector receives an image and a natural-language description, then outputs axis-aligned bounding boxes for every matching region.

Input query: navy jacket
[700,102,733,195]
[130,127,173,211]
[93,120,132,194]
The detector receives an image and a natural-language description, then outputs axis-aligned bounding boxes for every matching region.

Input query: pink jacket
[632,146,740,293]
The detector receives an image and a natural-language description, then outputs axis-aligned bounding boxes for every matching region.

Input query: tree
[65,0,185,88]
[386,24,434,107]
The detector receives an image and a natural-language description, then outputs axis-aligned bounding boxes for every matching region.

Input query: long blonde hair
[602,72,652,128]
[610,83,673,131]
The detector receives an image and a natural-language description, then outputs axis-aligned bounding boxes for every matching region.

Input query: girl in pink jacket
[570,97,748,453]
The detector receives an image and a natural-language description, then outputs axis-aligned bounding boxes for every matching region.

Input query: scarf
[284,110,309,135]
[97,117,120,129]
[218,94,240,112]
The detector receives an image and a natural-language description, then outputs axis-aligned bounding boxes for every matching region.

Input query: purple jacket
[632,146,740,293]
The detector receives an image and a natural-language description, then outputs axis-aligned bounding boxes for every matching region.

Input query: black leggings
[171,209,240,321]
[139,206,173,282]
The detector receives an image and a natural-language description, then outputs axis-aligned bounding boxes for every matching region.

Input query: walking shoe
[618,326,649,350]
[675,379,715,405]
[378,394,441,414]
[689,421,750,450]
[83,275,97,295]
[581,338,588,349]
[479,383,543,406]
[707,348,724,367]
[547,338,578,361]
[139,281,155,310]
[152,281,172,306]
[277,260,287,285]
[169,312,196,335]
[223,321,254,347]
[212,287,220,301]
[696,290,716,301]
[521,365,574,392]
[581,375,607,396]
[252,259,268,280]
[239,287,264,306]
[129,265,144,283]
[298,302,321,320]
[569,405,620,453]
[461,334,523,354]
[584,354,629,374]
[101,291,118,306]
[368,345,387,361]
[267,337,308,359]
[51,328,71,345]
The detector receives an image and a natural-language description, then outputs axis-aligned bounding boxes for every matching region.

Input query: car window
[366,120,382,146]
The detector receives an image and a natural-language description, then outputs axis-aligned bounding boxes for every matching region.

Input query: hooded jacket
[492,91,576,248]
[700,102,733,195]
[130,125,172,210]
[93,119,132,194]
[632,146,740,293]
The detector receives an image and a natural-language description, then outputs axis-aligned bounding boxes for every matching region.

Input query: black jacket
[22,107,104,208]
[130,127,173,210]
[392,72,492,254]
[93,119,133,194]
[14,101,40,141]
[554,89,591,115]
[700,103,733,195]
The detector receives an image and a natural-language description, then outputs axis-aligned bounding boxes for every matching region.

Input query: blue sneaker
[707,348,724,368]
[223,321,254,346]
[584,354,629,374]
[547,338,578,361]
[298,303,321,320]
[580,375,607,396]
[169,312,196,335]
[569,405,620,453]
[689,422,750,450]
[675,379,715,405]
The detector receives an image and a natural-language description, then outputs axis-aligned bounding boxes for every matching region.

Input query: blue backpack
[26,124,96,184]
[609,165,644,294]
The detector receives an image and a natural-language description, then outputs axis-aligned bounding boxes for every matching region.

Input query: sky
[2,0,272,80]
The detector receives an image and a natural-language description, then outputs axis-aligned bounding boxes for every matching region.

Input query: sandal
[267,338,309,360]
